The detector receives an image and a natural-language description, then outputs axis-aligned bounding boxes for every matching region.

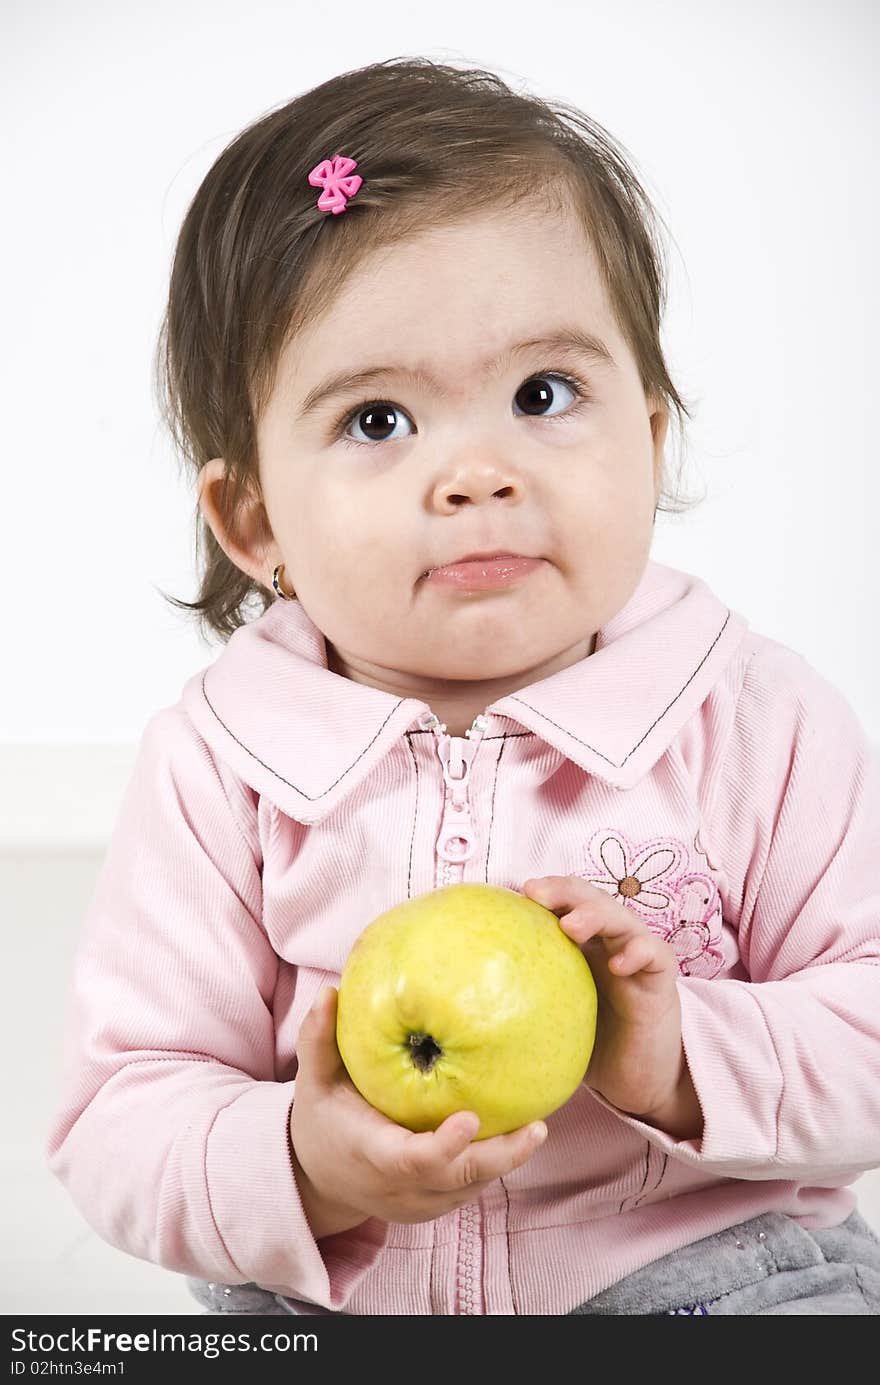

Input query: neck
[325,633,597,737]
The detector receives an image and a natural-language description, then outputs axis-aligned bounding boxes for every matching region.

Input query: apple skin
[335,882,597,1140]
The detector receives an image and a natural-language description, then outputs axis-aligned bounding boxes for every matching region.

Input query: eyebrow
[295,327,617,420]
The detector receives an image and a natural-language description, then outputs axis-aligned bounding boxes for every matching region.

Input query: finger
[523,875,621,930]
[528,877,650,949]
[387,1110,481,1181]
[296,985,344,1088]
[608,935,674,976]
[445,1120,548,1190]
[431,1110,482,1161]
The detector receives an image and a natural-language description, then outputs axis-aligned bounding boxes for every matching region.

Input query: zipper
[417,710,489,888]
[417,707,490,1313]
[454,1202,483,1314]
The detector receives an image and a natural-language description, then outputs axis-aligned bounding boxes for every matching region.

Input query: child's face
[199,195,667,730]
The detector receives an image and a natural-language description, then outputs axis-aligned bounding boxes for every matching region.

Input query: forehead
[278,199,618,389]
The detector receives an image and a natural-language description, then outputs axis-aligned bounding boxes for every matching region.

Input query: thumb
[296,985,344,1088]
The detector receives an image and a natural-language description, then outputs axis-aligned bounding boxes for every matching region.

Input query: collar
[181,559,749,824]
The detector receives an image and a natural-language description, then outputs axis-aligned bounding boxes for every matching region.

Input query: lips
[422,555,546,590]
[422,550,533,578]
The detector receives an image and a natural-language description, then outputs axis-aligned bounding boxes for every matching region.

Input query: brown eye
[346,403,415,444]
[513,375,578,417]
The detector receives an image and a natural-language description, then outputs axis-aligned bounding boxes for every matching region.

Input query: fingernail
[531,1121,548,1144]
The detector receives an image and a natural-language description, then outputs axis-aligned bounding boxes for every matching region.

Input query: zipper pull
[437,793,476,864]
[436,733,481,788]
[436,737,481,864]
[420,714,489,865]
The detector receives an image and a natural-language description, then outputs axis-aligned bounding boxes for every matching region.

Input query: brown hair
[154,55,703,645]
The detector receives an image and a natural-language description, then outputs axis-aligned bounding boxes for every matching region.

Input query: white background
[2,0,879,1316]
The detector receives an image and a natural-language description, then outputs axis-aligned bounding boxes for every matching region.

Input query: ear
[648,399,669,507]
[197,458,279,588]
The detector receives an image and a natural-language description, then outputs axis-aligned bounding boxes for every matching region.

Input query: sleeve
[45,704,388,1308]
[604,644,880,1181]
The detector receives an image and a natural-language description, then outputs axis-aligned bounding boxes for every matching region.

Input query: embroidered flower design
[667,874,725,979]
[579,828,686,919]
[574,828,724,979]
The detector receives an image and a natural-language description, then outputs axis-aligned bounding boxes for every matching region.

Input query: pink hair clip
[308,154,363,215]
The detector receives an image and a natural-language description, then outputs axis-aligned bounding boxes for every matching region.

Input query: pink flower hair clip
[308,154,363,215]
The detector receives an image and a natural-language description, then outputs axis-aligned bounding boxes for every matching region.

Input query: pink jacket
[46,560,880,1315]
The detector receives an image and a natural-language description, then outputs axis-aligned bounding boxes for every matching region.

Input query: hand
[288,986,549,1239]
[522,875,701,1137]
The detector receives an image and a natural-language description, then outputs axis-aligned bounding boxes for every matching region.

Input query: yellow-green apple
[335,882,597,1140]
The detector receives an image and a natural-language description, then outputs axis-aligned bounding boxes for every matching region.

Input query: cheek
[551,458,654,591]
[276,476,360,553]
[289,487,399,602]
[561,434,655,523]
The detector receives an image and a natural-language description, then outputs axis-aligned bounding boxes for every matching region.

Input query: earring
[272,563,295,600]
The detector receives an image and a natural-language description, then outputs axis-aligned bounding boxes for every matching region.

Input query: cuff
[205,1079,389,1309]
[590,980,783,1174]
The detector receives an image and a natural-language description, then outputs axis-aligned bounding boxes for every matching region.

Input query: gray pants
[187,1209,880,1316]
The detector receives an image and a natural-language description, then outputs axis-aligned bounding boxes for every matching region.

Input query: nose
[430,462,524,510]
